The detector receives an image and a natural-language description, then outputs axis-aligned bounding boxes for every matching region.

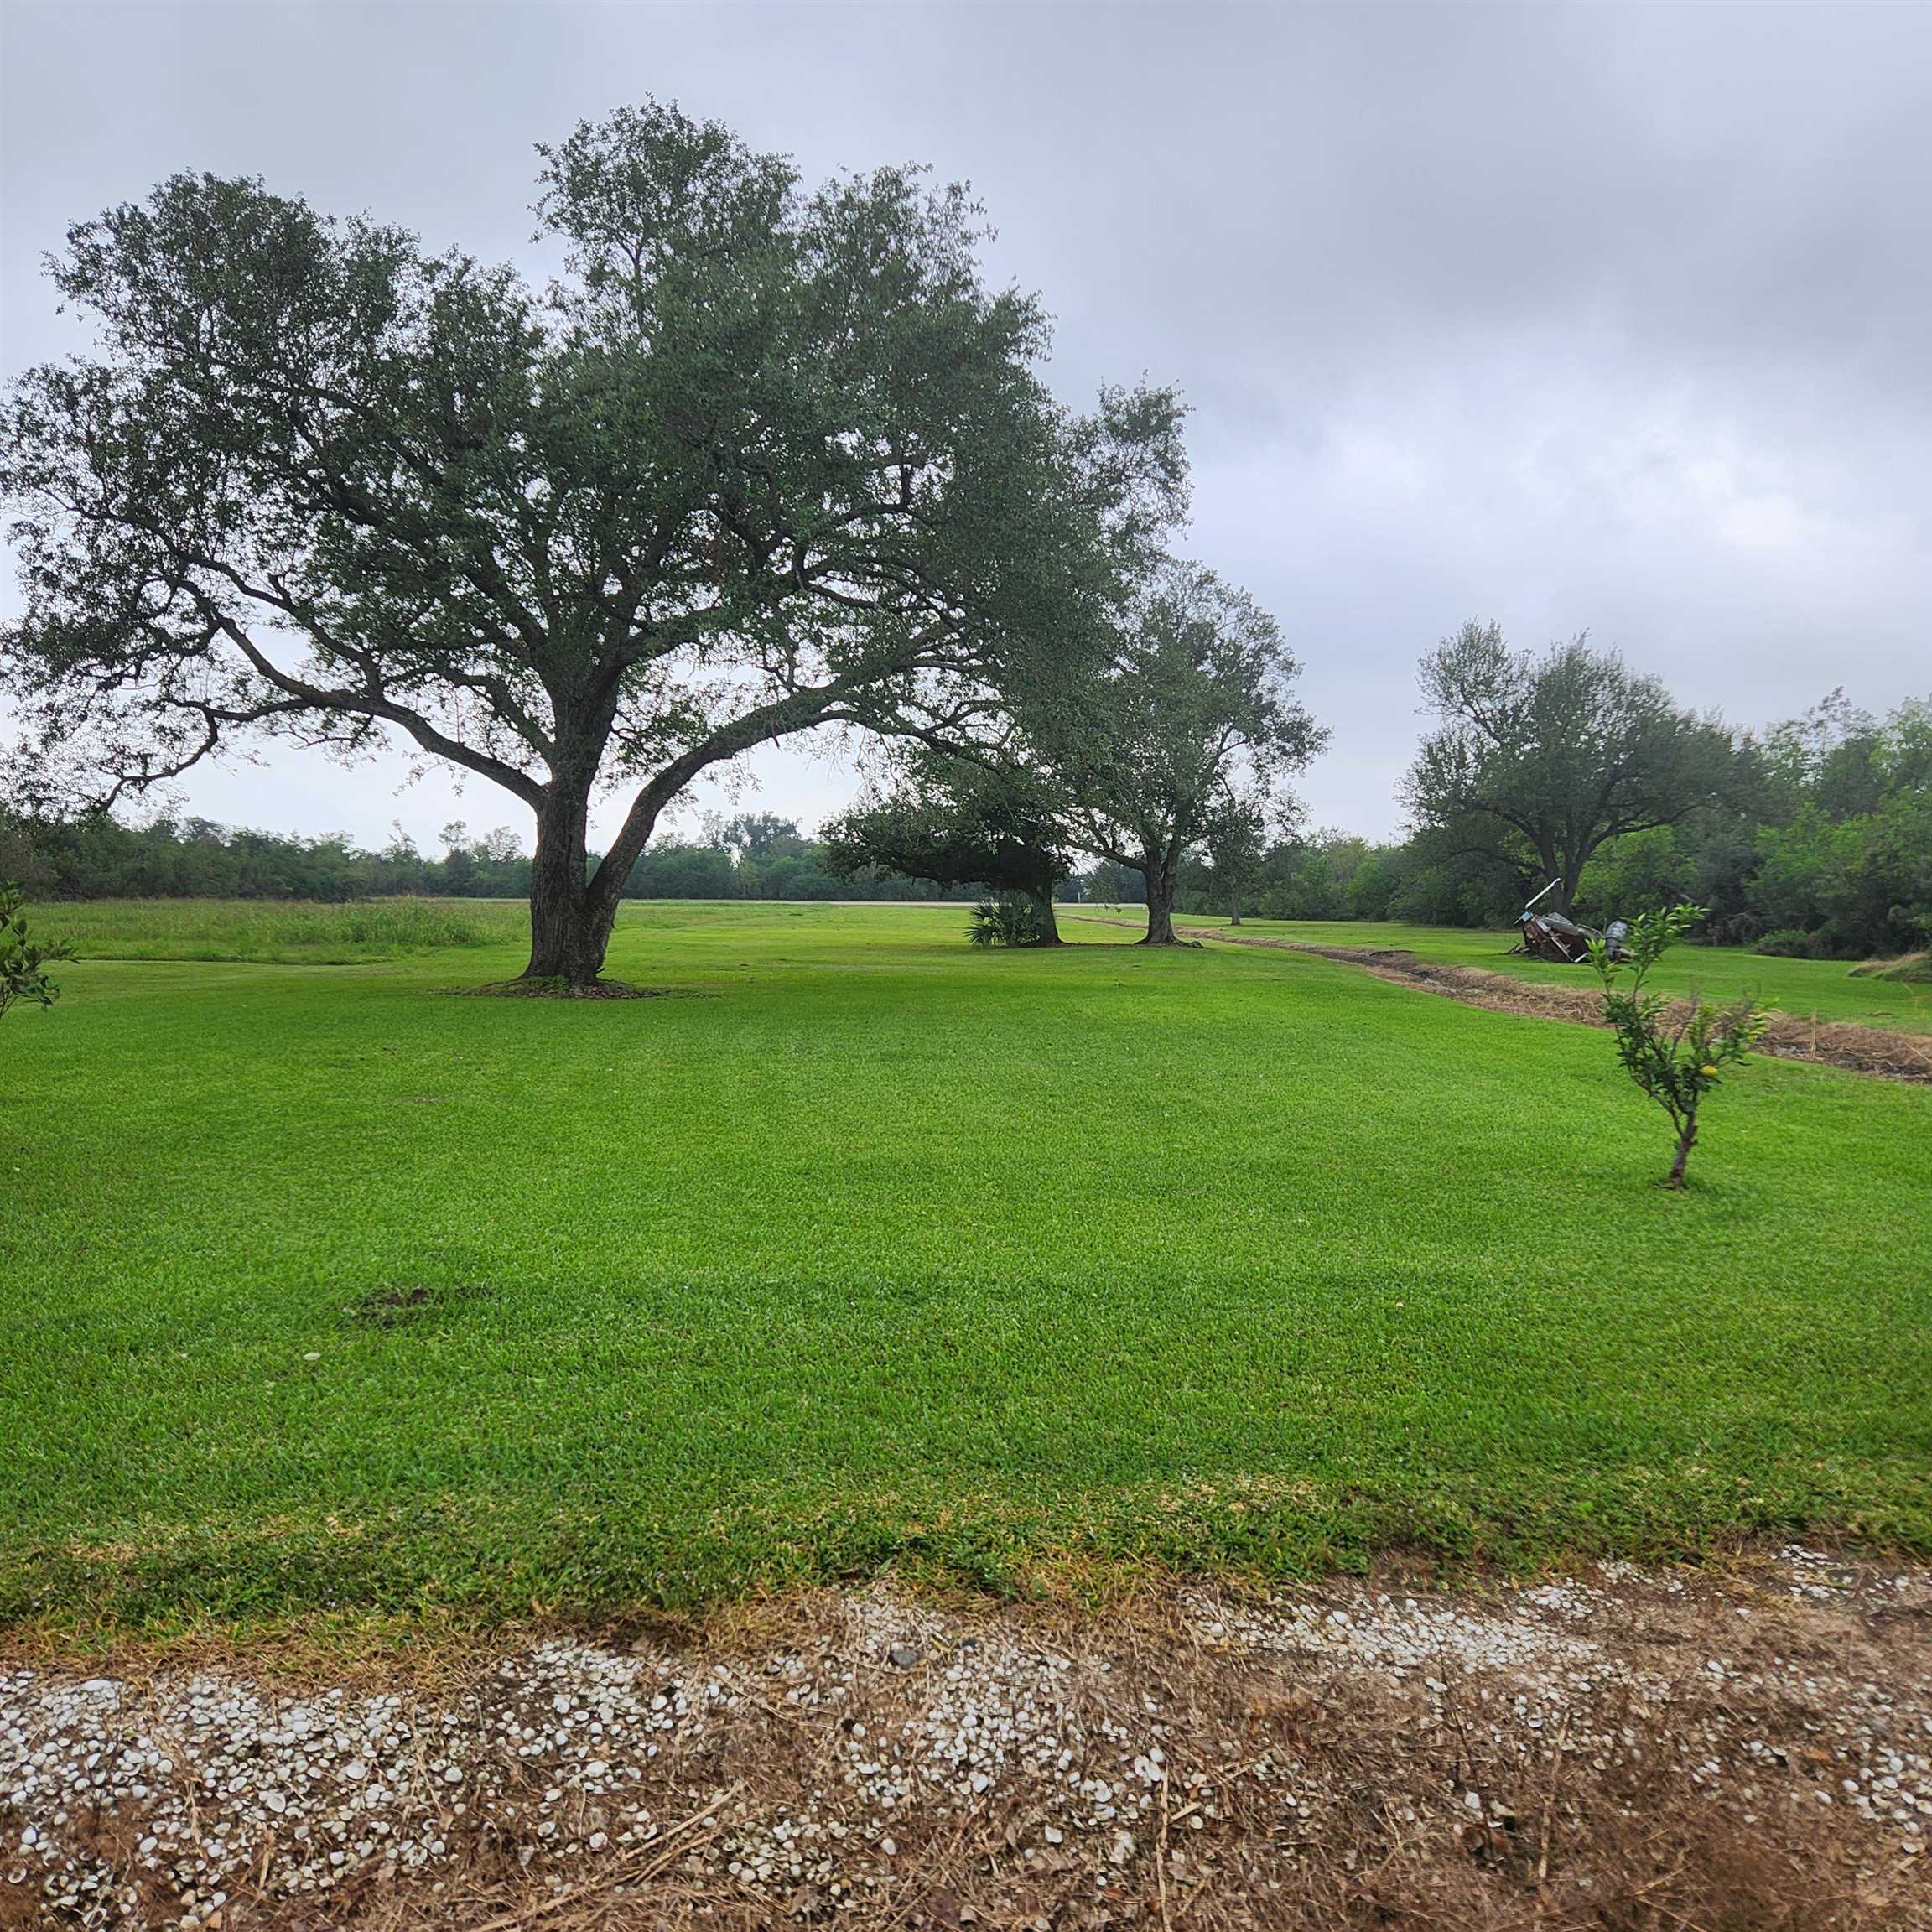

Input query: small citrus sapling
[0,883,73,1022]
[1587,903,1768,1189]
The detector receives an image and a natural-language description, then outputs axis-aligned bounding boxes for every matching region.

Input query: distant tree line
[9,669,1924,963]
[0,808,995,907]
[1164,678,1929,960]
[630,813,995,904]
[0,813,531,902]
[1573,689,1930,958]
[10,675,1926,963]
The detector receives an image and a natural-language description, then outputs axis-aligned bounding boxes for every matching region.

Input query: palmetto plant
[966,895,1059,948]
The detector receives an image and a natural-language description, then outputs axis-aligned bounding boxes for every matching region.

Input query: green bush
[967,896,1057,948]
[1755,927,1820,959]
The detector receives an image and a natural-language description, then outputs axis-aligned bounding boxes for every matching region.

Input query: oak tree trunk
[1029,886,1064,944]
[1536,838,1567,911]
[522,786,619,990]
[1140,850,1181,945]
[1228,888,1243,927]
[1561,854,1588,918]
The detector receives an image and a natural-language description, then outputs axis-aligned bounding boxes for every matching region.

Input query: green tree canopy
[1402,623,1735,915]
[821,748,1074,939]
[1,101,1184,988]
[1198,783,1275,925]
[1050,562,1323,944]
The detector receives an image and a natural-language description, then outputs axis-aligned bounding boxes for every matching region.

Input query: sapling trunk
[1666,1111,1698,1189]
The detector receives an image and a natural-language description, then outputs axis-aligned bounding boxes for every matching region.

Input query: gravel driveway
[4,1547,1929,1929]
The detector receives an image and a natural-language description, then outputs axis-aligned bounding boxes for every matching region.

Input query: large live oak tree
[1,103,1182,988]
[1049,562,1323,944]
[1402,623,1736,915]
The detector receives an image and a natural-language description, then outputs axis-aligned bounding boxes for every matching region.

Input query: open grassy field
[3,900,1929,1633]
[37,895,529,963]
[1158,913,1932,1033]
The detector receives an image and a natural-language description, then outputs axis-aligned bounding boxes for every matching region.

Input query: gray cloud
[4,0,1928,846]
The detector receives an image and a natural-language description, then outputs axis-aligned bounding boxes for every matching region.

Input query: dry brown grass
[8,1557,1929,1931]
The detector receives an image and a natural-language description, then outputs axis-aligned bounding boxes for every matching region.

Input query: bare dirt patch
[1072,915,1932,1083]
[5,1550,1929,1929]
[343,1284,494,1330]
[453,980,709,1001]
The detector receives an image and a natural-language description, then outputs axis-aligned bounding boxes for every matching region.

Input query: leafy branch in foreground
[0,884,74,1022]
[1588,904,1769,1188]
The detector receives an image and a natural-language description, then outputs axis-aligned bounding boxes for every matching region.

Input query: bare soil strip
[1068,915,1932,1083]
[5,1550,1929,1929]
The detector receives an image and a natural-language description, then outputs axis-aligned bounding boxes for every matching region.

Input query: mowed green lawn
[3,901,1929,1631]
[1159,914,1932,1034]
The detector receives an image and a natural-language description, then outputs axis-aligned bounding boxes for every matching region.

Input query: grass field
[37,895,529,963]
[43,897,1931,1033]
[1154,914,1932,1033]
[3,900,1929,1633]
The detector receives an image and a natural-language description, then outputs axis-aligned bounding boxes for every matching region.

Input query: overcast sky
[4,0,1929,852]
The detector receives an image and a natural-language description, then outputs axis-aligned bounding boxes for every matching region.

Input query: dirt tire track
[1067,913,1932,1083]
